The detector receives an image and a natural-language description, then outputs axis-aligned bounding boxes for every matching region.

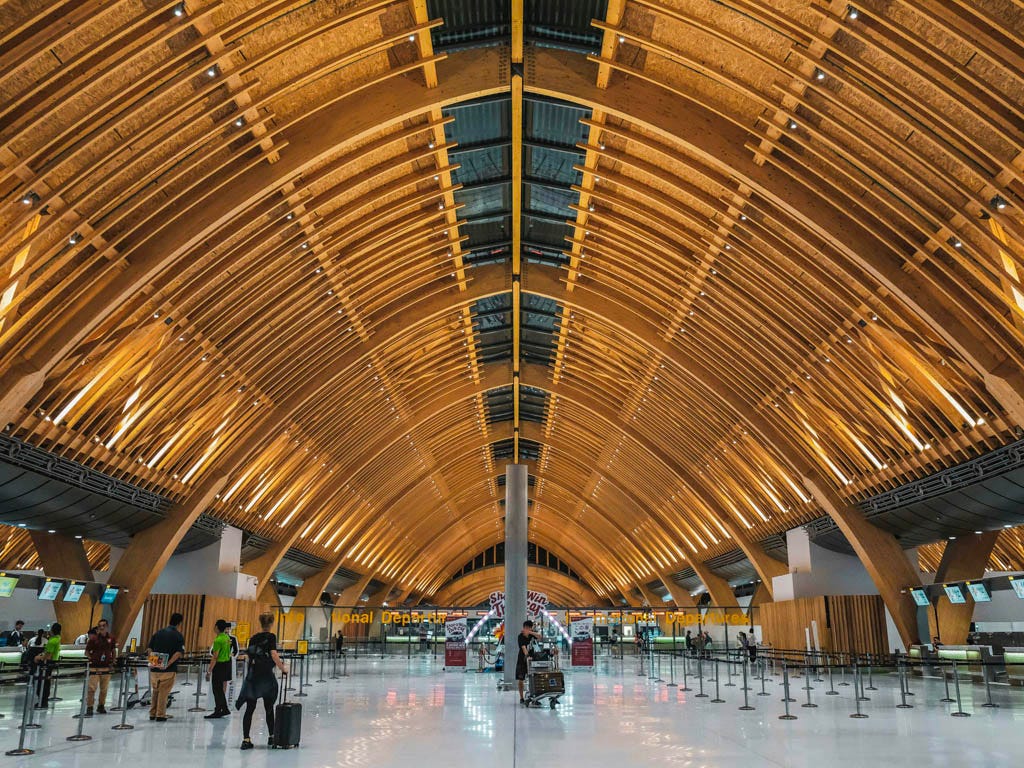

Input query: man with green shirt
[33,622,61,707]
[205,619,233,719]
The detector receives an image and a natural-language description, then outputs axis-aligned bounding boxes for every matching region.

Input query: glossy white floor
[1,655,1021,767]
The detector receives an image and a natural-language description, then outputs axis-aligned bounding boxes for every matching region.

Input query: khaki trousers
[86,668,111,707]
[149,670,176,718]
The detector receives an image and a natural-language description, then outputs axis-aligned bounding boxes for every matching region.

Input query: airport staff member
[205,619,233,718]
[33,622,62,707]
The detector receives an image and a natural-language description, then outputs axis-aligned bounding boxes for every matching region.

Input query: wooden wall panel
[139,594,268,652]
[759,595,887,656]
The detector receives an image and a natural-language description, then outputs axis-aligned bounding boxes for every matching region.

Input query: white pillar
[503,464,528,688]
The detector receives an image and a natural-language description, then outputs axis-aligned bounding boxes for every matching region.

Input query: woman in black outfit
[236,613,288,750]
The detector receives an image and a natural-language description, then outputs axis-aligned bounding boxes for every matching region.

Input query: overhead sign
[487,590,549,619]
[444,617,467,668]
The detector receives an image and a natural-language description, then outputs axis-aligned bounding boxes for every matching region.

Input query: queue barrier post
[950,660,970,717]
[839,653,850,686]
[940,660,954,703]
[725,652,736,687]
[302,653,312,688]
[865,653,877,691]
[667,650,677,688]
[112,662,134,730]
[6,669,38,755]
[710,658,724,704]
[68,662,93,741]
[680,651,691,691]
[342,651,349,677]
[802,666,818,709]
[826,654,838,695]
[778,663,796,721]
[856,657,870,702]
[738,657,754,711]
[813,651,824,683]
[758,658,770,697]
[295,656,308,697]
[801,654,813,691]
[317,650,327,683]
[22,665,42,731]
[982,662,998,708]
[189,661,205,712]
[850,664,868,719]
[694,655,707,698]
[896,657,912,709]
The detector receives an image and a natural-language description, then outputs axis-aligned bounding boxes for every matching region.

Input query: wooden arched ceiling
[2,1,1023,608]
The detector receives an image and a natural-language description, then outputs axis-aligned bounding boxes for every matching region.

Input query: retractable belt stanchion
[112,662,134,730]
[940,660,954,703]
[778,663,796,720]
[342,651,349,677]
[826,654,838,695]
[680,651,691,692]
[865,653,877,691]
[317,650,326,683]
[897,657,912,709]
[856,657,870,702]
[802,653,813,691]
[68,662,93,742]
[710,657,724,703]
[6,670,38,755]
[839,652,850,686]
[802,665,817,709]
[738,656,754,711]
[725,652,735,687]
[950,660,970,717]
[49,662,62,703]
[850,663,868,719]
[189,661,205,712]
[813,651,824,683]
[694,654,707,698]
[667,650,676,688]
[982,662,998,708]
[758,658,769,696]
[295,655,308,697]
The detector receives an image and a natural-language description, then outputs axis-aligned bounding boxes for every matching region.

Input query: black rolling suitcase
[273,671,301,749]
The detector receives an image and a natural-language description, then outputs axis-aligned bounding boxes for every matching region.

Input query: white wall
[773,528,876,599]
[150,527,257,599]
[970,589,1024,632]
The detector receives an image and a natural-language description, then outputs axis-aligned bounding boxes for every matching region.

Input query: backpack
[247,634,274,671]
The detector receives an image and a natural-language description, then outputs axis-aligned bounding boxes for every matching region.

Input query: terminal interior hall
[2,0,1024,766]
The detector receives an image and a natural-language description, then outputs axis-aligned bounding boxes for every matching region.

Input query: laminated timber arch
[434,565,601,607]
[4,1,1024,652]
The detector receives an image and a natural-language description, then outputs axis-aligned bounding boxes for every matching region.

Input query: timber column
[503,463,529,689]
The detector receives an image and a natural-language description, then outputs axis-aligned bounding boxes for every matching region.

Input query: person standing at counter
[33,622,61,707]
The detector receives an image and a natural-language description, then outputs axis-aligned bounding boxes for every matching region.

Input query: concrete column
[503,464,528,689]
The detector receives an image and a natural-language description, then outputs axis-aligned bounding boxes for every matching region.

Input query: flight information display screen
[0,575,17,598]
[64,583,86,603]
[966,582,991,602]
[1011,578,1024,600]
[910,588,929,607]
[99,587,119,605]
[38,580,62,601]
[943,584,966,604]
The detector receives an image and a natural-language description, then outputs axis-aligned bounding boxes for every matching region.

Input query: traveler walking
[85,619,117,715]
[236,612,288,750]
[205,619,233,718]
[146,612,185,722]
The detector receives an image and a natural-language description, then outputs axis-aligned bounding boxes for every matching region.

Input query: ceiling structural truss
[1,1,1023,641]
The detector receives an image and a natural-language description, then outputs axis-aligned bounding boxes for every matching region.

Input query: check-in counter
[0,650,21,671]
[1005,648,1024,686]
[937,645,992,682]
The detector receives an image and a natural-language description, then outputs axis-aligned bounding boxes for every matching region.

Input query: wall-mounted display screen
[966,582,991,602]
[99,587,119,605]
[38,580,62,601]
[910,588,930,606]
[943,584,966,604]
[1010,577,1024,600]
[0,574,18,598]
[64,583,86,603]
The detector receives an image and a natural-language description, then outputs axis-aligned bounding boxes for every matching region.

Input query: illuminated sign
[99,586,119,604]
[0,574,17,598]
[64,583,86,602]
[910,588,929,607]
[1011,577,1024,600]
[38,580,62,601]
[966,582,991,603]
[943,584,966,604]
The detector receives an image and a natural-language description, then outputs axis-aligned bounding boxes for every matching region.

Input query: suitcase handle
[279,667,288,705]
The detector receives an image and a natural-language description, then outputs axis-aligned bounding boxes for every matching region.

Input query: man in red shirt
[85,619,117,715]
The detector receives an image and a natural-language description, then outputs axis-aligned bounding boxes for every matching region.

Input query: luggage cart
[525,658,564,708]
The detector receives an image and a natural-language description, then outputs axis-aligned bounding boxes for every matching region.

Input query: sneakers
[240,739,254,751]
[97,705,106,714]
[204,711,224,719]
[85,707,94,717]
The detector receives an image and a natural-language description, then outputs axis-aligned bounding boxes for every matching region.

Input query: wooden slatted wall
[139,594,268,652]
[759,596,888,656]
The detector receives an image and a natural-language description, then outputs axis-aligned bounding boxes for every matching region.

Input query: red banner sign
[571,638,594,667]
[444,618,467,667]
